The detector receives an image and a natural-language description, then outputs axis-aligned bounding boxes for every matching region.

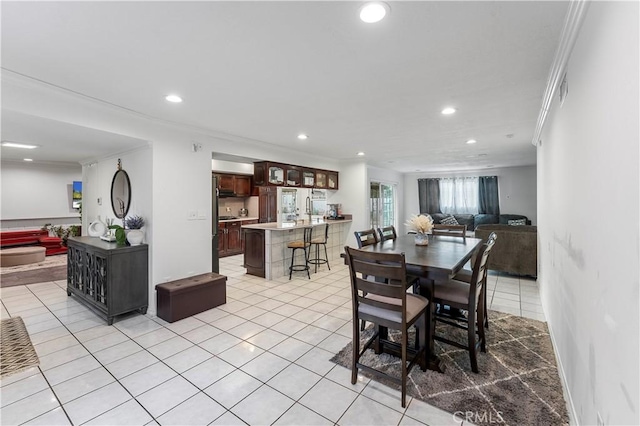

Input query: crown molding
[532,0,590,146]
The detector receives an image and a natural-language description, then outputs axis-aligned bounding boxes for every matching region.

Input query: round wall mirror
[111,167,131,219]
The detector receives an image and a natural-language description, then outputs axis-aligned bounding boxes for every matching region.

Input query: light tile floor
[0,255,542,425]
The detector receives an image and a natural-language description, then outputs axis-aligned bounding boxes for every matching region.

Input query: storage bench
[155,273,227,323]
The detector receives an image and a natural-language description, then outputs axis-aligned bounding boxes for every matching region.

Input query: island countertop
[241,219,352,231]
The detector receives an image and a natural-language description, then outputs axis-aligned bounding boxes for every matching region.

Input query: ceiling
[1,1,568,172]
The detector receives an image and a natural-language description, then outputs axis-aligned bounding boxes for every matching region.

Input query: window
[370,182,396,229]
[439,177,479,214]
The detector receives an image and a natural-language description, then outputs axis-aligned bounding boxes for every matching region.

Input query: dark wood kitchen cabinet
[67,237,148,325]
[213,173,252,197]
[259,186,277,223]
[218,221,242,257]
[243,228,265,277]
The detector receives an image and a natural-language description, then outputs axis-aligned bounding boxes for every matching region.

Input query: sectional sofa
[425,213,531,231]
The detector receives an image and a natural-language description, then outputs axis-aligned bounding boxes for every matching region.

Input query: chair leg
[305,246,310,279]
[289,248,295,280]
[401,329,408,408]
[468,310,479,373]
[478,303,487,353]
[483,279,489,329]
[323,243,331,270]
[352,310,360,385]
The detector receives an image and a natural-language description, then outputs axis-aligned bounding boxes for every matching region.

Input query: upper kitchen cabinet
[302,169,315,188]
[254,162,338,190]
[234,175,251,197]
[315,171,327,189]
[213,173,252,197]
[285,166,301,187]
[327,171,338,190]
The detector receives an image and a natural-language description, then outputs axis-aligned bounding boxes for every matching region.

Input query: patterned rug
[1,317,40,378]
[331,311,569,426]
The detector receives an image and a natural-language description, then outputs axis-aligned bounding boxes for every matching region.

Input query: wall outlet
[597,412,604,426]
[164,276,171,282]
[197,210,207,219]
[97,197,102,205]
[187,210,197,220]
[226,207,231,212]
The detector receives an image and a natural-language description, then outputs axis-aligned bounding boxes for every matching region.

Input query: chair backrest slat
[354,229,379,248]
[432,224,467,239]
[377,225,397,242]
[468,232,497,303]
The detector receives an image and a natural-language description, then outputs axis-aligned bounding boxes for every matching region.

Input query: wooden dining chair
[430,234,496,373]
[432,224,467,240]
[377,225,397,242]
[452,232,497,329]
[344,246,429,408]
[288,227,312,279]
[354,229,379,248]
[308,224,330,273]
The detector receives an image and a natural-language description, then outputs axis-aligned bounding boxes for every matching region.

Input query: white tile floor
[0,255,542,425]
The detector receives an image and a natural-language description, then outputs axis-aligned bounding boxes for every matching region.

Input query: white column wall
[538,2,639,425]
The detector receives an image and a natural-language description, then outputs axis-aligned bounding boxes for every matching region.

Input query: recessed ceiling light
[359,2,389,23]
[441,107,456,115]
[2,142,38,149]
[357,152,365,156]
[165,95,183,103]
[478,153,488,157]
[23,158,33,162]
[466,139,477,144]
[297,134,308,140]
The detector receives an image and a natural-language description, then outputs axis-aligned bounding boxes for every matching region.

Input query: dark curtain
[479,176,500,215]
[418,178,441,214]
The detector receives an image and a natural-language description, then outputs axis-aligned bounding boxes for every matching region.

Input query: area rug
[331,311,569,426]
[0,265,67,288]
[1,317,40,378]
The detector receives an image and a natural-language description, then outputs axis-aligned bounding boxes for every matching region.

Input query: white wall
[1,160,82,228]
[331,161,368,247]
[538,2,638,425]
[403,165,537,224]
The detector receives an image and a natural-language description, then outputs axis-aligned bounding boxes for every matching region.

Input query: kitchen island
[242,219,352,279]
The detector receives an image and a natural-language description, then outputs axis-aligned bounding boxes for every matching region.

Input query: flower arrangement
[124,215,145,230]
[405,214,434,234]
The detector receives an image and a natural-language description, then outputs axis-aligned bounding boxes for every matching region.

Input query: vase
[414,233,429,246]
[126,229,144,246]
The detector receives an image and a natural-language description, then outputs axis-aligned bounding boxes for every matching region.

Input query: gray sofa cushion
[474,214,499,229]
[499,214,531,225]
[475,224,537,277]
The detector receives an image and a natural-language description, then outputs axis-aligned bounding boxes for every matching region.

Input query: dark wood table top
[361,234,483,279]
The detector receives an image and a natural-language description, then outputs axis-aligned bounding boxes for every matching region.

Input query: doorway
[370,181,396,229]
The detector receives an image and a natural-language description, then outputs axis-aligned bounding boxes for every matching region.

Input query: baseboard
[543,303,580,425]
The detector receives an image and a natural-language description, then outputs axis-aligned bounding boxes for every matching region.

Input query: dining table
[358,233,483,372]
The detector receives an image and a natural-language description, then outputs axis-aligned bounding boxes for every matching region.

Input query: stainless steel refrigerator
[212,175,220,273]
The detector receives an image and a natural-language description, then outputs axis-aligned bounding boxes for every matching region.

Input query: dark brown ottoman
[156,273,227,323]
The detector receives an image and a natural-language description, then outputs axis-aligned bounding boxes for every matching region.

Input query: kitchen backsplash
[218,196,258,218]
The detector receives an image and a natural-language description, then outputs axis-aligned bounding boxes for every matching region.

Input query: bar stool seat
[308,224,330,273]
[288,227,312,279]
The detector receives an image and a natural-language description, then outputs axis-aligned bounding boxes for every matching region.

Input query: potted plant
[124,215,145,246]
[405,214,433,245]
[108,224,127,246]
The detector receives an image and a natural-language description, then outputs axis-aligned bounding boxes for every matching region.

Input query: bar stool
[308,224,330,273]
[288,227,312,279]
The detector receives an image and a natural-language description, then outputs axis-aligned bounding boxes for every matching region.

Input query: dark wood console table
[67,236,148,325]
